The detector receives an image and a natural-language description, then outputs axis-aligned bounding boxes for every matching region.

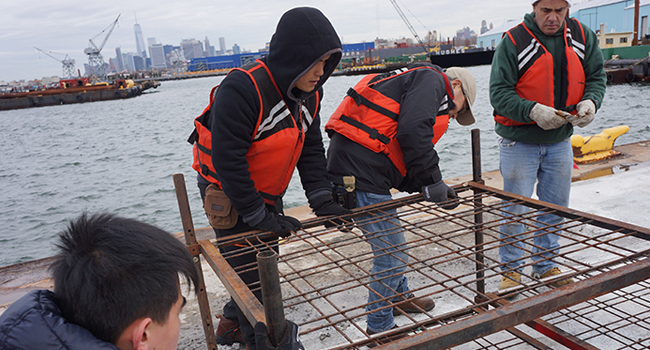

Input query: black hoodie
[206,7,342,225]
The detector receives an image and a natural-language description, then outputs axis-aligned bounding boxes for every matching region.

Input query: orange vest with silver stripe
[325,67,451,177]
[494,18,586,126]
[190,60,318,205]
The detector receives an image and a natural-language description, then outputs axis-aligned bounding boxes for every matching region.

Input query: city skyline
[1,0,540,82]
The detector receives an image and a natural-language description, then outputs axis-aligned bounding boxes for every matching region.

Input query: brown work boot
[215,315,244,345]
[499,271,521,291]
[538,267,574,287]
[366,324,407,348]
[392,295,435,315]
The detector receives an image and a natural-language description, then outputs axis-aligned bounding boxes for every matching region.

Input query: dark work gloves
[311,194,352,229]
[422,182,459,210]
[253,211,302,238]
[254,320,305,350]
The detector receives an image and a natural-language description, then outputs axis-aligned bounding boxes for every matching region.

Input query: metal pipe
[471,129,486,297]
[257,249,287,347]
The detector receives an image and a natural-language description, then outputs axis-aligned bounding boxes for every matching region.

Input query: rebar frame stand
[178,129,650,350]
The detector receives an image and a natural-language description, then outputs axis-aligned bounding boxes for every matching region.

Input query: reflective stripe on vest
[190,60,318,205]
[494,18,586,127]
[325,67,451,177]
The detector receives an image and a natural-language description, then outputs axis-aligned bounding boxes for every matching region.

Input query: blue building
[187,42,376,72]
[188,52,268,71]
[477,0,650,48]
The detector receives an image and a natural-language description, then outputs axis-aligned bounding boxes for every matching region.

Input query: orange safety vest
[494,18,586,126]
[325,67,451,177]
[189,60,319,205]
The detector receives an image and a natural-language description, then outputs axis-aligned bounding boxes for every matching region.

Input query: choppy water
[1,65,649,266]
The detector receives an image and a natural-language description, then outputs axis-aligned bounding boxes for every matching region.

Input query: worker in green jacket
[489,0,606,292]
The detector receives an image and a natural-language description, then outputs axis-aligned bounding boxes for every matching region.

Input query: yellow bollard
[571,125,629,164]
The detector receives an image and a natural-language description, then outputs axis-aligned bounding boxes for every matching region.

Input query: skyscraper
[204,36,215,57]
[149,44,167,69]
[134,19,147,58]
[147,37,158,48]
[115,47,124,72]
[181,39,203,60]
[219,37,226,55]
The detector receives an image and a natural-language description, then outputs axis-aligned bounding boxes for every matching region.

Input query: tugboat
[0,77,160,111]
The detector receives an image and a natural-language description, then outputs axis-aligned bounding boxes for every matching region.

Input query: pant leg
[531,139,573,275]
[498,138,540,272]
[356,190,410,333]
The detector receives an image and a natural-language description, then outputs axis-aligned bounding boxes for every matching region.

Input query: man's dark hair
[50,212,199,343]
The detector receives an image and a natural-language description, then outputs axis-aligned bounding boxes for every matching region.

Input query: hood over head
[265,7,342,102]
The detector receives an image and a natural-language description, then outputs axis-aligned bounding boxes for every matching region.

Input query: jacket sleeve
[489,35,537,122]
[210,71,266,220]
[394,69,443,186]
[297,89,333,203]
[580,24,607,110]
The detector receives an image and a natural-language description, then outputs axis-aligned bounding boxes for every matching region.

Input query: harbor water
[1,64,649,267]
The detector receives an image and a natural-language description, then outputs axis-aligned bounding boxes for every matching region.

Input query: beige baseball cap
[532,0,572,7]
[445,67,476,126]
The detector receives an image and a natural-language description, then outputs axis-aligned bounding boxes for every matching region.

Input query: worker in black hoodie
[190,7,347,350]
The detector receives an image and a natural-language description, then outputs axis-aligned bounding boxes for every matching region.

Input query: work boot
[392,295,435,315]
[366,324,407,348]
[537,267,574,288]
[499,271,521,291]
[215,315,245,345]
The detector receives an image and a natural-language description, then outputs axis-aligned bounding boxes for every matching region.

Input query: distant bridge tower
[85,14,120,83]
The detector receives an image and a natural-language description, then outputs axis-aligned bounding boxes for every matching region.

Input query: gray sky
[1,0,537,82]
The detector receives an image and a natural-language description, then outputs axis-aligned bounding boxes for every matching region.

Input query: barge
[0,78,160,111]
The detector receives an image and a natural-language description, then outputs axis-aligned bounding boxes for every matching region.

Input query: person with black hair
[0,212,199,350]
[190,7,346,350]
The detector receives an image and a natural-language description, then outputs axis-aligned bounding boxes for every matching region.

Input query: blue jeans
[498,137,572,276]
[356,190,411,333]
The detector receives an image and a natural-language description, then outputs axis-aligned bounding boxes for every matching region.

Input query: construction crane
[34,47,76,79]
[84,14,120,83]
[389,0,429,50]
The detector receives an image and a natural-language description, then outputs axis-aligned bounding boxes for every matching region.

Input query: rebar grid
[202,182,650,349]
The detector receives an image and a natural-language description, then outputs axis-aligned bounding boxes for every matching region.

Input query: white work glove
[568,100,596,128]
[529,103,568,130]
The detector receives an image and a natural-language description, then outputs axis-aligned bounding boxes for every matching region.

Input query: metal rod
[471,129,486,297]
[257,250,287,347]
[172,173,217,350]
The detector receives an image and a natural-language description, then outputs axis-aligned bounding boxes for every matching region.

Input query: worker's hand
[311,194,352,229]
[569,100,596,128]
[254,320,305,350]
[253,211,302,238]
[422,182,459,210]
[529,103,568,130]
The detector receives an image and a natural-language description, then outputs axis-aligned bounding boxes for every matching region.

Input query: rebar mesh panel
[208,182,650,349]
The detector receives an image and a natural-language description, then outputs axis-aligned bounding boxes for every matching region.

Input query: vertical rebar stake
[257,250,286,346]
[172,173,218,350]
[471,129,486,299]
